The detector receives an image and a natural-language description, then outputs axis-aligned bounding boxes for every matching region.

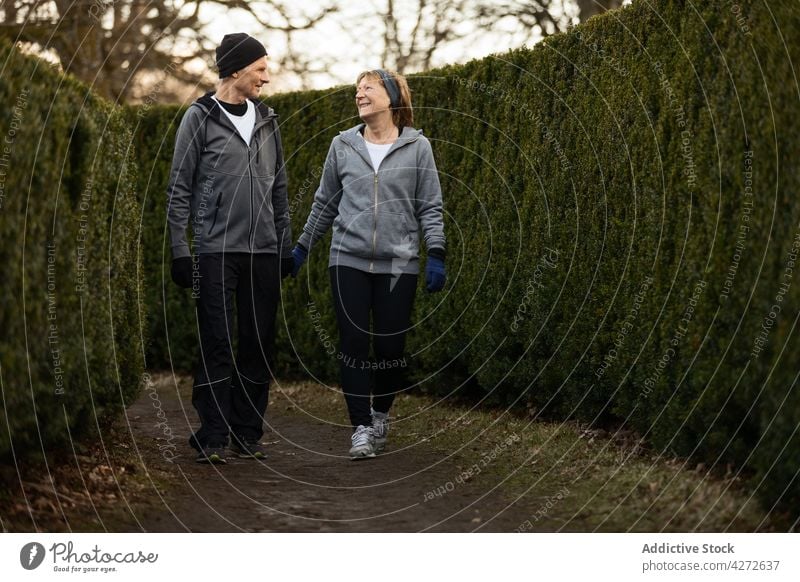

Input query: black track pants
[330,266,417,429]
[189,253,280,450]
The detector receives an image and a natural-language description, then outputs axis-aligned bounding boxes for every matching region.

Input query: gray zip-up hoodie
[297,125,445,274]
[166,91,292,259]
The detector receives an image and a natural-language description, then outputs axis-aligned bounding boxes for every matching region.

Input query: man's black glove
[171,256,194,288]
[280,256,294,279]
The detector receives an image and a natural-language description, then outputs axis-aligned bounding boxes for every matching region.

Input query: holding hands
[291,244,308,278]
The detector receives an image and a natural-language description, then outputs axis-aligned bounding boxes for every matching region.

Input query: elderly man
[166,33,293,464]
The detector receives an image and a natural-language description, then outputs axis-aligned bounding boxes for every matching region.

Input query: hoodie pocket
[374,211,418,259]
[332,210,418,259]
[332,210,373,257]
[251,133,277,178]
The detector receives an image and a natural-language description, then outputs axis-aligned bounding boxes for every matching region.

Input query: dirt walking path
[113,374,537,532]
[5,372,774,533]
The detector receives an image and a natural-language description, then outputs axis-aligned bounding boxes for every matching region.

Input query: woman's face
[355,75,392,121]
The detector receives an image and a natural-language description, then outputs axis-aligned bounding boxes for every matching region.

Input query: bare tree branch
[0,0,339,101]
[341,0,614,77]
[0,0,627,100]
[575,0,624,22]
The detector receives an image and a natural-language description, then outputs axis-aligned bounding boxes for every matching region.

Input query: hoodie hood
[338,124,422,148]
[338,124,422,169]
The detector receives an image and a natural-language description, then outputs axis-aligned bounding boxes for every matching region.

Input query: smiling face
[235,56,270,99]
[355,74,392,122]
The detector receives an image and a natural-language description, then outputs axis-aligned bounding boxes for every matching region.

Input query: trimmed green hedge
[132,0,798,519]
[124,103,197,372]
[0,40,145,461]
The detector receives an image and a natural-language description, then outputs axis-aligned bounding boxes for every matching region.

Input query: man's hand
[171,256,194,288]
[281,256,294,279]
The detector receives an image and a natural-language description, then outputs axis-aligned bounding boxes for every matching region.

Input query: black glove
[171,256,194,288]
[280,256,294,279]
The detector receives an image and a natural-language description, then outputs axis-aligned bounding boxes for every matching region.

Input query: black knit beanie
[216,33,267,79]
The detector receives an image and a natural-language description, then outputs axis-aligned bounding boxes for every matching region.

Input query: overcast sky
[197,0,557,92]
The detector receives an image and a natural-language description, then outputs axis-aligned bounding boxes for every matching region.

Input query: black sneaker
[196,445,227,464]
[230,438,267,459]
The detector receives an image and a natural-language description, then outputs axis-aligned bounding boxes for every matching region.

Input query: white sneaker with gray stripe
[349,425,376,460]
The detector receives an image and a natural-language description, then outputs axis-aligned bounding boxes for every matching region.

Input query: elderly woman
[292,69,446,459]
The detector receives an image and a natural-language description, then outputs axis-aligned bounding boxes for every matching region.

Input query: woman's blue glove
[425,250,446,292]
[291,244,308,278]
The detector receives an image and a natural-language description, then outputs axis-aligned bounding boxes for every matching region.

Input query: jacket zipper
[208,192,222,236]
[344,133,418,271]
[370,172,378,272]
[247,146,254,251]
[247,118,274,252]
[210,105,275,253]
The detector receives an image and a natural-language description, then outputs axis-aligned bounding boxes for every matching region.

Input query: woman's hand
[425,250,446,292]
[291,244,308,278]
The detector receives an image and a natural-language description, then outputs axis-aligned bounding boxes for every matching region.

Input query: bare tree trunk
[576,0,625,22]
[0,0,338,101]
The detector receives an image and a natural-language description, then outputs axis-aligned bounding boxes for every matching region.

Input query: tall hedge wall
[132,0,798,518]
[0,40,145,461]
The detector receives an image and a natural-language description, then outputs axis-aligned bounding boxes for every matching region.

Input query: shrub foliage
[0,40,145,461]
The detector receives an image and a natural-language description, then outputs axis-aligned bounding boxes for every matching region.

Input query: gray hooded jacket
[166,91,292,259]
[297,125,446,274]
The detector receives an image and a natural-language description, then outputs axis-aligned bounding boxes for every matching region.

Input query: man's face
[236,56,270,98]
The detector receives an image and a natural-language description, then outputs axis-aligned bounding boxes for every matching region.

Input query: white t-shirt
[213,96,256,145]
[361,133,393,170]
